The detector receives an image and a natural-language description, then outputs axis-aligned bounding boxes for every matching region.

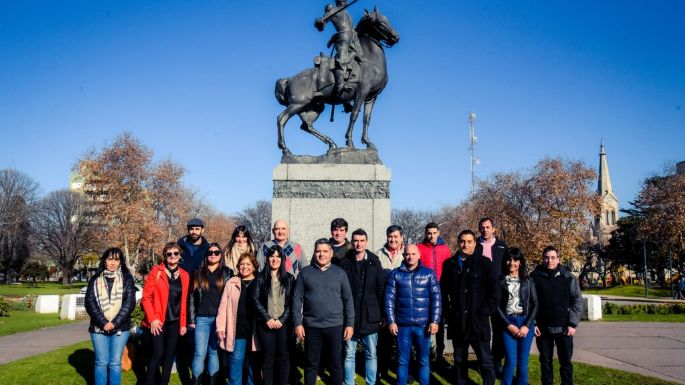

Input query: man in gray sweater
[294,238,355,385]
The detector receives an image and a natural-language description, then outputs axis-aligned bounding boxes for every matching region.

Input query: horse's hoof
[365,142,376,150]
[282,149,293,157]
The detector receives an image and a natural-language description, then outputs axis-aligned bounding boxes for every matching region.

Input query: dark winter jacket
[495,276,538,329]
[440,246,500,341]
[178,236,210,276]
[250,271,295,325]
[188,266,234,324]
[339,249,386,335]
[330,238,353,265]
[85,270,137,333]
[385,261,441,327]
[479,237,508,281]
[531,264,582,333]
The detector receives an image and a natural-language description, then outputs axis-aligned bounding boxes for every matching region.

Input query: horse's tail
[275,78,289,106]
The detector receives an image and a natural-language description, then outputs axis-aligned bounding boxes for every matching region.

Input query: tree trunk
[61,265,71,286]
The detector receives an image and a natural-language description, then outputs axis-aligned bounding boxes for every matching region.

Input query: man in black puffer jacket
[532,245,582,385]
[385,244,441,385]
[441,230,499,385]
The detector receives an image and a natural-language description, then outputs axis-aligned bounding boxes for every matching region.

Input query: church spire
[598,141,614,196]
[595,141,619,238]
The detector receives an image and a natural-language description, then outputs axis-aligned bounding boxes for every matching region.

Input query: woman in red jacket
[142,241,190,385]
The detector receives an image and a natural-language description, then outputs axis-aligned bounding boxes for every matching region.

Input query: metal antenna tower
[468,111,479,196]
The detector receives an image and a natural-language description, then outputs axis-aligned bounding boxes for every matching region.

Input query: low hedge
[603,302,685,315]
[0,297,11,317]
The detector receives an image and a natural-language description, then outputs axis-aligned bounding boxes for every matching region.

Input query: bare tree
[392,208,436,245]
[32,189,99,285]
[234,200,272,244]
[0,169,39,282]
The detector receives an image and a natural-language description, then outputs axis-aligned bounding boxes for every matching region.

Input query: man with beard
[441,230,499,385]
[177,218,210,385]
[178,218,211,276]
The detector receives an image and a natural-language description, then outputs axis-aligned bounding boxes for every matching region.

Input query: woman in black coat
[250,244,294,385]
[495,248,538,385]
[85,247,136,385]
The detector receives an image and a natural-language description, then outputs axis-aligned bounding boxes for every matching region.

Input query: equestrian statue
[274,1,400,157]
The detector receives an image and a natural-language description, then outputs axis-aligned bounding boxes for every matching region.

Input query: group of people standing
[84,215,582,385]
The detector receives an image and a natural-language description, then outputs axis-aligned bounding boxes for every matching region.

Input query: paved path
[442,320,685,384]
[570,321,685,384]
[0,320,89,365]
[1,320,684,384]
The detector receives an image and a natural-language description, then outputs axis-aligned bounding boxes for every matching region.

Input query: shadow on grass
[68,348,94,385]
[66,345,150,385]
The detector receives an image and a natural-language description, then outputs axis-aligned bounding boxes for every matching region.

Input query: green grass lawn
[583,285,672,298]
[0,282,86,297]
[602,313,685,322]
[0,341,680,385]
[0,309,76,336]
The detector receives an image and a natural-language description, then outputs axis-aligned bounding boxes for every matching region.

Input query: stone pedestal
[582,294,603,321]
[35,295,60,313]
[272,163,391,256]
[60,294,87,320]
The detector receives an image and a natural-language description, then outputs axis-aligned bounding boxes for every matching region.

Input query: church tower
[594,142,619,243]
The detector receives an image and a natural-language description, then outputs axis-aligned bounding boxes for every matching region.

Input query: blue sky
[1,1,683,215]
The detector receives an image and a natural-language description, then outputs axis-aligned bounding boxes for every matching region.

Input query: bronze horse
[275,8,399,156]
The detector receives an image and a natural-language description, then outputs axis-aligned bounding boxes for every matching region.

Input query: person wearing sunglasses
[188,243,234,385]
[141,241,191,385]
[84,247,136,385]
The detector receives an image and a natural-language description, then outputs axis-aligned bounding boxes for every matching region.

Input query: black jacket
[188,266,234,324]
[495,276,538,329]
[178,236,210,276]
[330,238,353,265]
[339,249,386,335]
[479,237,508,281]
[250,271,295,325]
[531,264,582,333]
[440,245,500,341]
[85,270,137,333]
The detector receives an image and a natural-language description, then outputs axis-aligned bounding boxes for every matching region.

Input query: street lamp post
[643,240,648,298]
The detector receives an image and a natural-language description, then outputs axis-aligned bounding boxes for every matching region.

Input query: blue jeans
[226,338,255,385]
[502,316,535,385]
[192,316,220,377]
[344,333,378,385]
[90,330,130,385]
[397,326,430,385]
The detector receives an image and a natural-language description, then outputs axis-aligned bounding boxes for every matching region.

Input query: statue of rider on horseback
[275,1,399,159]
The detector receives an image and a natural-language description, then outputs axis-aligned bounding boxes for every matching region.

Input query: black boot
[209,374,219,385]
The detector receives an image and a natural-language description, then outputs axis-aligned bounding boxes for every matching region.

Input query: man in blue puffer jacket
[385,244,441,385]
